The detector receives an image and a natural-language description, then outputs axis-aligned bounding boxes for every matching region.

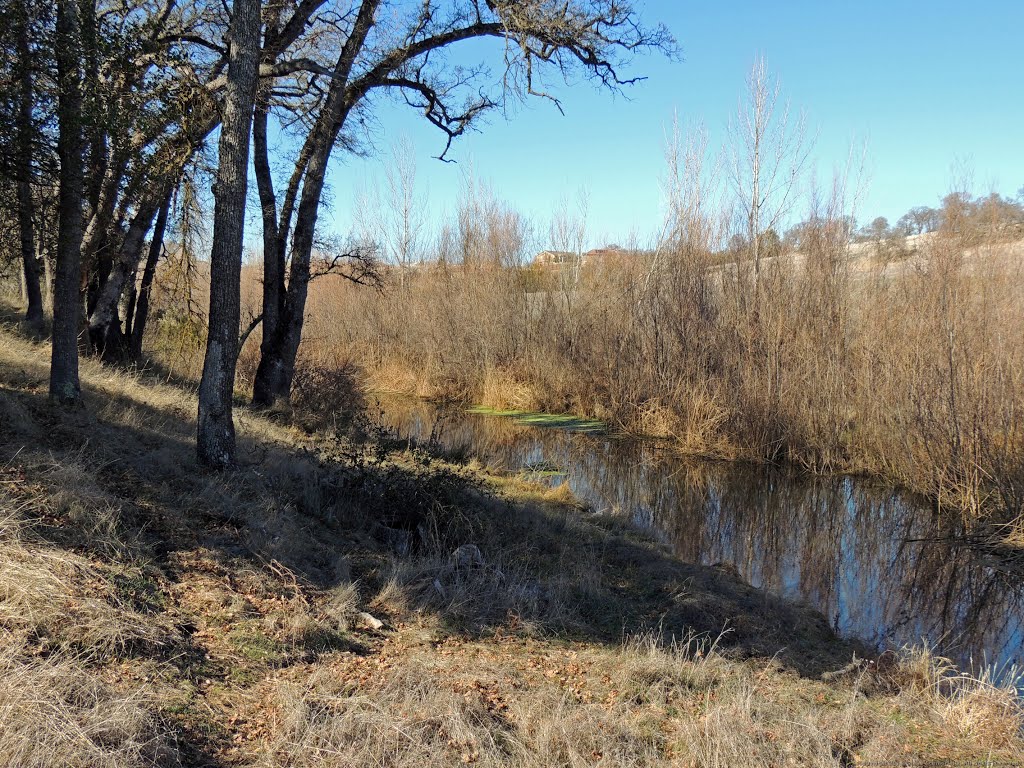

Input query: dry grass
[899,647,1024,750]
[0,321,1020,766]
[0,496,178,659]
[256,633,1024,768]
[0,640,173,768]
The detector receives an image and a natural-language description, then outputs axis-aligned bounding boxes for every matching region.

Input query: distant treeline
[712,190,1024,264]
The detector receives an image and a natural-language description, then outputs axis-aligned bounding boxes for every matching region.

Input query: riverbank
[371,394,1024,670]
[1,325,1022,766]
[358,357,1024,552]
[294,231,1024,544]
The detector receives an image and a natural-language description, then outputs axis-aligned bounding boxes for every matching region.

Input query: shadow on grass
[0,319,884,766]
[0,324,862,674]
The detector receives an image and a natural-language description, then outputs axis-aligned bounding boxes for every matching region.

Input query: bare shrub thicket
[288,353,367,435]
[287,123,1024,534]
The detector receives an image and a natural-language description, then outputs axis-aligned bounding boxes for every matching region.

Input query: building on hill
[532,246,636,269]
[581,246,632,267]
[532,250,578,266]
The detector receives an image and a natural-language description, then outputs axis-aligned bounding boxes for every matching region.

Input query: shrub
[290,356,367,436]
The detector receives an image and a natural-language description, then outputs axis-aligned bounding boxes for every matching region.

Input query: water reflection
[374,397,1023,673]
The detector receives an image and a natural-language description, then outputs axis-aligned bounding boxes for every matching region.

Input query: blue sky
[320,1,1024,250]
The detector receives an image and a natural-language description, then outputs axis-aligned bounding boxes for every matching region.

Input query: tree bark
[16,3,44,332]
[51,0,85,404]
[251,111,313,406]
[129,186,172,360]
[80,0,107,213]
[42,238,54,307]
[252,91,284,374]
[87,196,160,358]
[197,0,261,468]
[262,136,335,403]
[81,148,129,281]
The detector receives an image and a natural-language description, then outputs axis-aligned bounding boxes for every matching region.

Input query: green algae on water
[466,406,607,434]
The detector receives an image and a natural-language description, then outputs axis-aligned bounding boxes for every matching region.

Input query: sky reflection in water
[376,398,1024,676]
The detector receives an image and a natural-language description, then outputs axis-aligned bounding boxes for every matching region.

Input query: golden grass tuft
[0,640,174,767]
[540,479,578,505]
[479,368,543,413]
[899,647,1024,750]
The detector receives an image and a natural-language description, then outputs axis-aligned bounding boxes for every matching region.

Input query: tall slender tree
[50,0,85,404]
[128,184,173,359]
[196,0,261,468]
[15,0,43,332]
[726,57,811,294]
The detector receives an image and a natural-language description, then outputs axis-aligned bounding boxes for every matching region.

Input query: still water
[375,397,1023,674]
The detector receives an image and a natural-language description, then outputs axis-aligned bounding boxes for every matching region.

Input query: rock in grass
[451,544,484,569]
[357,611,385,631]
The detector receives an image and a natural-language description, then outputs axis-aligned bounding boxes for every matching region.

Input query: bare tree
[251,0,674,407]
[354,136,426,287]
[726,56,812,291]
[15,0,43,332]
[79,0,228,358]
[549,188,589,327]
[897,205,941,236]
[383,136,426,274]
[455,171,532,269]
[662,117,724,254]
[196,0,261,469]
[81,0,330,360]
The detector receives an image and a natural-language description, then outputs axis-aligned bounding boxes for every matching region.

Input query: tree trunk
[87,197,160,358]
[196,0,260,468]
[243,2,325,406]
[81,0,107,213]
[251,119,314,407]
[252,91,285,392]
[261,141,334,404]
[123,281,136,342]
[81,149,129,280]
[250,137,333,407]
[251,0,379,407]
[16,3,43,332]
[51,0,85,404]
[129,186,172,359]
[43,237,54,307]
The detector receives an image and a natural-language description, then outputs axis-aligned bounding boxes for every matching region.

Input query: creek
[374,397,1023,675]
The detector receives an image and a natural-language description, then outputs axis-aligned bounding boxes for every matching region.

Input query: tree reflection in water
[376,397,1023,674]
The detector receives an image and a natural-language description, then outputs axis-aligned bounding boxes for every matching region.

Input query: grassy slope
[0,323,1021,767]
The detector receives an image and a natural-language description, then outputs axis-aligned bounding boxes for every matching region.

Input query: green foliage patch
[467,406,607,434]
